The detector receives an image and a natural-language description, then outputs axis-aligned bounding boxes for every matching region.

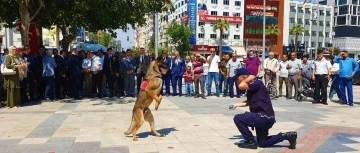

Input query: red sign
[18,23,39,54]
[198,10,208,15]
[199,15,242,24]
[180,15,189,23]
[192,45,217,52]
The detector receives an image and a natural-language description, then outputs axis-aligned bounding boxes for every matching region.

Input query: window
[319,32,324,37]
[339,5,349,15]
[290,6,296,12]
[304,41,309,47]
[211,0,218,4]
[353,0,358,4]
[326,11,331,16]
[127,36,129,41]
[210,34,217,39]
[305,8,310,14]
[198,22,205,26]
[326,21,331,26]
[305,30,310,36]
[298,7,303,13]
[211,11,217,15]
[318,42,322,47]
[223,0,229,5]
[325,32,329,37]
[222,34,229,39]
[235,1,241,6]
[234,35,240,39]
[223,12,229,16]
[337,16,346,25]
[339,0,347,5]
[319,21,324,26]
[297,19,303,24]
[236,24,240,28]
[305,19,310,25]
[198,33,204,38]
[320,10,324,16]
[234,13,241,17]
[311,31,317,36]
[181,1,184,5]
[290,18,295,23]
[312,20,317,25]
[311,42,316,47]
[351,16,357,25]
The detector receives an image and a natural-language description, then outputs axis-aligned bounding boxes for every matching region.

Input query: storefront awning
[218,46,234,53]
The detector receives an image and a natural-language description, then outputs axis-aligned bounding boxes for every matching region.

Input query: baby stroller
[295,77,315,101]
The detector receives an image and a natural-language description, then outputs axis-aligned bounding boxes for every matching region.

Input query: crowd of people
[0,45,359,108]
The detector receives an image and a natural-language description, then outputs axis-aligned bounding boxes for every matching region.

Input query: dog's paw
[124,131,131,135]
[159,134,166,137]
[133,137,138,141]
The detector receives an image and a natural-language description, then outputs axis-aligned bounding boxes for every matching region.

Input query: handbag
[1,57,16,75]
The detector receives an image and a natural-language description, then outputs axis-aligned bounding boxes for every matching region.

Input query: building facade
[283,0,334,57]
[320,0,360,58]
[169,0,245,55]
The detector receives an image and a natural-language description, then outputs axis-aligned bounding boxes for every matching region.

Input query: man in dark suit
[34,45,46,100]
[54,50,68,99]
[103,48,120,97]
[67,48,83,100]
[171,51,186,96]
[135,47,150,94]
[161,50,172,96]
[118,51,126,98]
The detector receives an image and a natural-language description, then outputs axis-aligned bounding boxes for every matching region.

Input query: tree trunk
[270,36,274,52]
[219,28,223,57]
[60,25,78,52]
[19,3,30,46]
[37,26,43,46]
[294,34,298,56]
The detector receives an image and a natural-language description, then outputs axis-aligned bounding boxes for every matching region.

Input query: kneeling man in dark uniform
[231,68,297,149]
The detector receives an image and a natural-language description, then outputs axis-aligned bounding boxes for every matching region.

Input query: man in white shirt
[278,54,289,97]
[227,53,243,98]
[82,52,92,97]
[89,51,103,98]
[312,50,332,105]
[263,52,280,97]
[206,48,221,97]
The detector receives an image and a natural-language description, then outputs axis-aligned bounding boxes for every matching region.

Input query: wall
[115,24,135,51]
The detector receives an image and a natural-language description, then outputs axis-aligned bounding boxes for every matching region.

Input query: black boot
[282,131,297,149]
[237,140,257,149]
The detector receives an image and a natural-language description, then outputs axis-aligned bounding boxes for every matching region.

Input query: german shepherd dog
[124,56,168,141]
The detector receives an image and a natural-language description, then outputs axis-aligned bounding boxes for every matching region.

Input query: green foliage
[166,20,192,56]
[0,0,174,50]
[213,19,230,57]
[148,33,155,51]
[333,47,340,56]
[90,32,113,48]
[290,24,305,54]
[265,24,280,47]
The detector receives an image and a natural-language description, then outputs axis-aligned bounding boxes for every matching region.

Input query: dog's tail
[124,108,136,135]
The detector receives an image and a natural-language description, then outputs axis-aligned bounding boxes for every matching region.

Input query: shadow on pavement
[135,127,178,138]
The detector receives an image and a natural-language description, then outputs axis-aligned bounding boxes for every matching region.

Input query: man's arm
[238,75,256,90]
[333,56,341,63]
[352,59,359,76]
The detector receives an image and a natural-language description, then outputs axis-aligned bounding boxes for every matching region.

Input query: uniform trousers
[92,72,103,96]
[118,75,125,97]
[314,74,328,102]
[124,73,135,96]
[71,75,81,99]
[233,112,283,148]
[287,74,299,97]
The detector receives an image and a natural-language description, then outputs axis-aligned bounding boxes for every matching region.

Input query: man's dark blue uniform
[232,68,297,149]
[68,52,82,99]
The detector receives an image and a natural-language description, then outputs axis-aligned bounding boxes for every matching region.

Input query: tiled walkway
[0,85,360,153]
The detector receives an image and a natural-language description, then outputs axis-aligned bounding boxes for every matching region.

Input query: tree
[289,24,305,55]
[0,0,174,51]
[90,31,113,47]
[265,24,280,50]
[333,47,340,56]
[213,19,230,57]
[148,33,155,51]
[0,0,44,46]
[166,20,192,56]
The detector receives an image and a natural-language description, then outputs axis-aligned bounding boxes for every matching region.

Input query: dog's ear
[155,56,163,62]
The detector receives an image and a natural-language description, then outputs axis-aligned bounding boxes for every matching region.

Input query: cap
[235,68,249,77]
[196,53,201,57]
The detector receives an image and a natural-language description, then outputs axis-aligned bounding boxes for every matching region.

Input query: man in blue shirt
[230,68,297,149]
[121,49,136,97]
[334,50,359,106]
[43,49,57,101]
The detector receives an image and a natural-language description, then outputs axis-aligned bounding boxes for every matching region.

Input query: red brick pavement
[277,126,360,153]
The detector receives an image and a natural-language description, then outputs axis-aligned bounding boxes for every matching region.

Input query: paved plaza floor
[0,85,360,153]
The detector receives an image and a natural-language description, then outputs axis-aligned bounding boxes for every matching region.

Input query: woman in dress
[4,46,26,108]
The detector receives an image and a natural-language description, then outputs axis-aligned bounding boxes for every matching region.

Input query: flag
[303,0,307,5]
